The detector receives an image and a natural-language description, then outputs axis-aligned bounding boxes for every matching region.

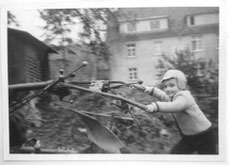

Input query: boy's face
[162,78,180,98]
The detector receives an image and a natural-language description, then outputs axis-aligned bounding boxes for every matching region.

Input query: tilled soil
[27,91,181,154]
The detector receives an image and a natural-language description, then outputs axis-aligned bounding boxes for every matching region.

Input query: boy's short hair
[162,69,187,90]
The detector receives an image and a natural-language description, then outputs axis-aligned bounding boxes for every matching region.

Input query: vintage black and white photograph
[1,0,228,163]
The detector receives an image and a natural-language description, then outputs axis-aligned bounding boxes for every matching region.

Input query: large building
[49,43,110,81]
[107,7,219,85]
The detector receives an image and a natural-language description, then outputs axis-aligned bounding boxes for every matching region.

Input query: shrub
[156,49,218,96]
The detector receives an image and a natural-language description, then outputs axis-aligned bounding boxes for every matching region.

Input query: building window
[122,17,168,34]
[189,16,195,25]
[128,68,138,80]
[153,41,163,55]
[126,22,137,32]
[191,36,203,52]
[150,20,160,30]
[187,13,219,26]
[126,44,136,58]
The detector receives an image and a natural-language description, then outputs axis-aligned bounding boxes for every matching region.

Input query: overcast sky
[9,10,46,40]
[8,9,83,43]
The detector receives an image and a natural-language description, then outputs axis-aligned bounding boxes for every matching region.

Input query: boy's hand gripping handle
[131,84,146,92]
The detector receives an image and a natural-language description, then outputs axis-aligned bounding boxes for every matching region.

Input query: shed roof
[8,28,58,54]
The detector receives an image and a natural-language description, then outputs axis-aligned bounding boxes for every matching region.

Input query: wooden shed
[8,28,58,85]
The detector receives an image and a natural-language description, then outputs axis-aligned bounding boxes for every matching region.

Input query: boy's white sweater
[151,88,212,135]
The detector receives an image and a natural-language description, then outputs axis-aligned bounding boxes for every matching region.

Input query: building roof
[107,7,219,42]
[8,28,58,54]
[117,7,219,22]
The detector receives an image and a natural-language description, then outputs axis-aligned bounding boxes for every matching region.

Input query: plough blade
[65,107,125,153]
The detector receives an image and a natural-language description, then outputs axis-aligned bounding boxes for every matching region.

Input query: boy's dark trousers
[170,127,217,154]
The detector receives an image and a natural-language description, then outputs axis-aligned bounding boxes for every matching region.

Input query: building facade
[49,43,110,81]
[49,44,94,81]
[107,7,219,85]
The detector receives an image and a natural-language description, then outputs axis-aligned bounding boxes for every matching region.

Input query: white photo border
[0,0,228,164]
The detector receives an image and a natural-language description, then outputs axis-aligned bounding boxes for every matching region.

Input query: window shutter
[26,56,42,82]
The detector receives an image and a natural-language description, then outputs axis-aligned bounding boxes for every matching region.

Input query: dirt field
[12,87,217,154]
[26,89,181,154]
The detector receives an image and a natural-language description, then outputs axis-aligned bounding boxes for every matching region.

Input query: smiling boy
[144,69,217,154]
